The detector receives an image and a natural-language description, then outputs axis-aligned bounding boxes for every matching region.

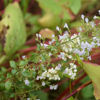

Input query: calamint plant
[0,14,100,100]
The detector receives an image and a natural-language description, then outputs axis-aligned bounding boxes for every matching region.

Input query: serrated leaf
[0,2,26,56]
[83,62,100,100]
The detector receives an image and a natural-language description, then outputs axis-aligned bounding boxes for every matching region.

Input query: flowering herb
[0,15,100,99]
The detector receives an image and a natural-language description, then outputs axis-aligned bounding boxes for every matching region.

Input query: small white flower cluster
[58,32,69,41]
[74,37,100,60]
[40,43,48,48]
[93,37,100,46]
[35,19,100,90]
[58,33,80,60]
[36,67,60,81]
[63,63,77,79]
[50,84,58,90]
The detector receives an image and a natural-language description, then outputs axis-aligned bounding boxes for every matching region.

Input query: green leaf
[67,96,74,100]
[81,84,94,99]
[38,13,61,28]
[1,67,7,73]
[34,90,48,100]
[24,13,41,35]
[20,0,30,14]
[19,60,28,66]
[69,0,81,14]
[37,0,62,15]
[83,62,100,100]
[5,80,12,90]
[0,2,26,56]
[11,69,17,75]
[10,60,16,68]
[30,53,39,63]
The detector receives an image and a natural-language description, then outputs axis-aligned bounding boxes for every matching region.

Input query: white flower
[68,55,72,59]
[64,23,68,28]
[27,98,30,100]
[36,76,40,80]
[70,73,76,79]
[49,52,52,56]
[64,31,69,34]
[22,55,26,59]
[49,41,52,45]
[54,84,58,90]
[88,56,91,60]
[81,14,85,20]
[80,57,84,60]
[58,52,66,61]
[42,81,45,86]
[90,22,95,27]
[50,85,54,90]
[56,26,60,31]
[50,84,58,90]
[38,34,41,38]
[74,69,77,72]
[43,44,48,48]
[51,39,55,42]
[52,34,55,38]
[93,15,98,19]
[24,79,29,86]
[85,18,89,23]
[40,43,43,46]
[68,70,73,76]
[79,27,82,31]
[63,68,69,74]
[98,10,100,15]
[55,64,61,70]
[36,33,39,37]
[93,37,97,40]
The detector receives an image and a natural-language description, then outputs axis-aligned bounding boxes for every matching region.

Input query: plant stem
[62,81,92,100]
[56,73,87,100]
[18,46,37,54]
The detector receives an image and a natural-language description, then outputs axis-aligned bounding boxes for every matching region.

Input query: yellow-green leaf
[0,2,26,56]
[83,62,100,99]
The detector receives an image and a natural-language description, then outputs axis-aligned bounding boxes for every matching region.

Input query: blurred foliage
[24,13,41,36]
[37,0,81,28]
